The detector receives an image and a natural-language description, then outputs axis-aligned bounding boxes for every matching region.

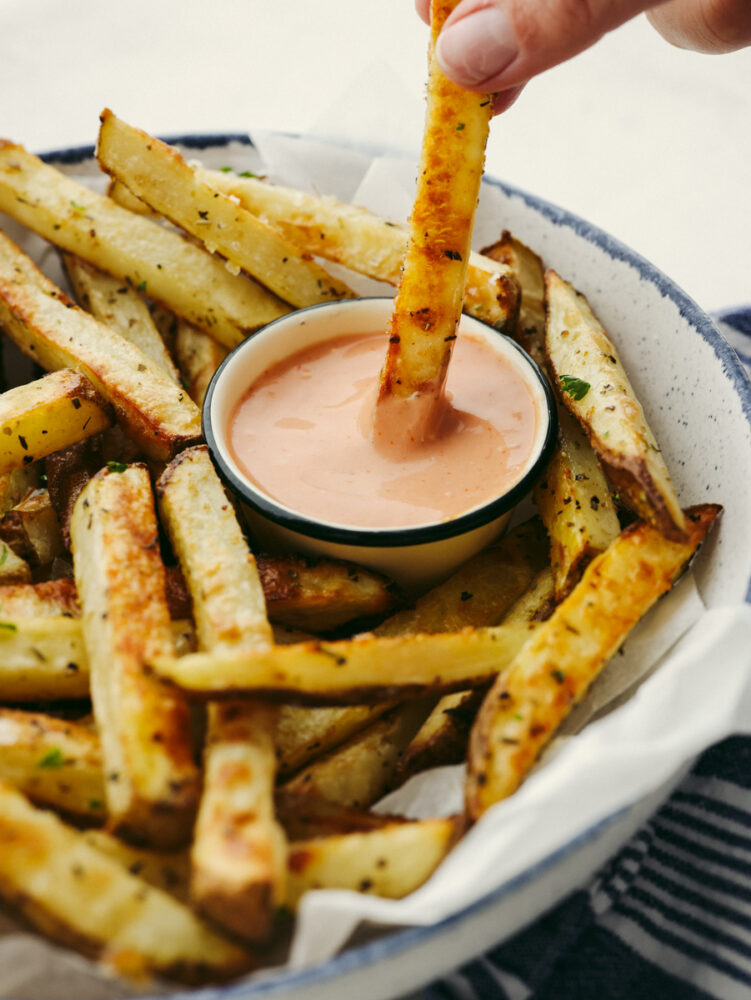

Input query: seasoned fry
[97,112,354,308]
[0,487,64,566]
[0,617,89,701]
[377,0,491,428]
[0,541,31,583]
[82,828,191,903]
[62,253,180,382]
[483,236,621,598]
[275,704,387,780]
[285,817,460,908]
[0,708,106,821]
[256,553,399,633]
[0,369,112,474]
[70,465,199,847]
[202,168,519,331]
[0,230,202,461]
[545,269,687,541]
[150,623,538,705]
[15,589,78,626]
[0,782,252,983]
[0,139,288,347]
[466,504,721,819]
[156,445,286,943]
[535,407,621,600]
[282,699,434,809]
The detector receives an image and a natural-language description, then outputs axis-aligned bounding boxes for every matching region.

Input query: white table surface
[1,0,749,314]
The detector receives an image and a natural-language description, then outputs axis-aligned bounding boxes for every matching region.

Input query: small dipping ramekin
[204,298,557,593]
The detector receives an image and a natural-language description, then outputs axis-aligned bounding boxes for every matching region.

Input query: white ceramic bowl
[21,133,751,1000]
[203,297,557,592]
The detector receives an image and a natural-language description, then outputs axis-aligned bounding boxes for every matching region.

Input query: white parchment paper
[0,130,749,996]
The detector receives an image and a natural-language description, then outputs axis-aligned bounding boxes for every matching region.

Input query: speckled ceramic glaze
[37,135,751,1000]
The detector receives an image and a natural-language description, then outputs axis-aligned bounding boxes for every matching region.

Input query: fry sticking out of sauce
[374,0,492,444]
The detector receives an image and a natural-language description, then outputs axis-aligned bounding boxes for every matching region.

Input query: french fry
[0,617,89,701]
[284,817,460,908]
[482,237,621,599]
[0,782,252,983]
[0,368,112,474]
[150,622,538,705]
[0,708,106,821]
[0,230,202,461]
[466,504,721,820]
[0,614,193,703]
[545,269,687,541]
[202,168,519,331]
[70,465,199,847]
[156,445,286,942]
[535,407,621,600]
[0,577,81,621]
[256,552,399,633]
[0,487,64,566]
[62,253,181,382]
[275,704,387,781]
[82,828,191,903]
[0,540,31,583]
[281,699,434,809]
[0,139,288,348]
[376,0,492,430]
[96,112,355,308]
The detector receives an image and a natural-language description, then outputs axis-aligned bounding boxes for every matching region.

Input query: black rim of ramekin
[203,298,558,548]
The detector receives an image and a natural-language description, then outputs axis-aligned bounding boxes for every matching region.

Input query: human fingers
[433,0,657,94]
[647,0,751,53]
[415,0,430,25]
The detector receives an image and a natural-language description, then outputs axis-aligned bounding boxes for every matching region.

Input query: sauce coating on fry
[228,332,539,529]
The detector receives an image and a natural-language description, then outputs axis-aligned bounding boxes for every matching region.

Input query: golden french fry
[0,139,288,347]
[97,111,354,308]
[285,817,460,909]
[70,465,199,847]
[0,230,201,461]
[0,708,105,820]
[0,368,112,474]
[0,782,252,983]
[376,0,492,425]
[466,504,721,820]
[545,269,687,541]
[62,253,180,382]
[156,445,286,943]
[150,622,538,705]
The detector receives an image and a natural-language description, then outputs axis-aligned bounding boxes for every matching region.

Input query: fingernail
[437,6,518,86]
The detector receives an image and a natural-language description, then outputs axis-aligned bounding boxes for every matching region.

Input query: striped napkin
[428,309,751,1000]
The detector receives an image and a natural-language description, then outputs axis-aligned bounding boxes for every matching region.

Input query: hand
[415,0,751,113]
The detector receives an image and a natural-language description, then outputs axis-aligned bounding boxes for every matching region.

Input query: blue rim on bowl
[202,297,558,549]
[38,133,751,1000]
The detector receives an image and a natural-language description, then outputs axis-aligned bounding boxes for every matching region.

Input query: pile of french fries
[0,48,721,992]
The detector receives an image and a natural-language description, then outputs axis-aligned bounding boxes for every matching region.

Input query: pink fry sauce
[228,331,540,530]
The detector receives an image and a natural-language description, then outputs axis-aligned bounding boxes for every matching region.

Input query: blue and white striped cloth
[429,309,751,1000]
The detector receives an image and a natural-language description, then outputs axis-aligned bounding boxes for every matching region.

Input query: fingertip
[415,0,431,26]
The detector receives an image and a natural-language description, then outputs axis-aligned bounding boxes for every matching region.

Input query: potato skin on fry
[70,464,199,847]
[545,269,687,542]
[466,504,721,820]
